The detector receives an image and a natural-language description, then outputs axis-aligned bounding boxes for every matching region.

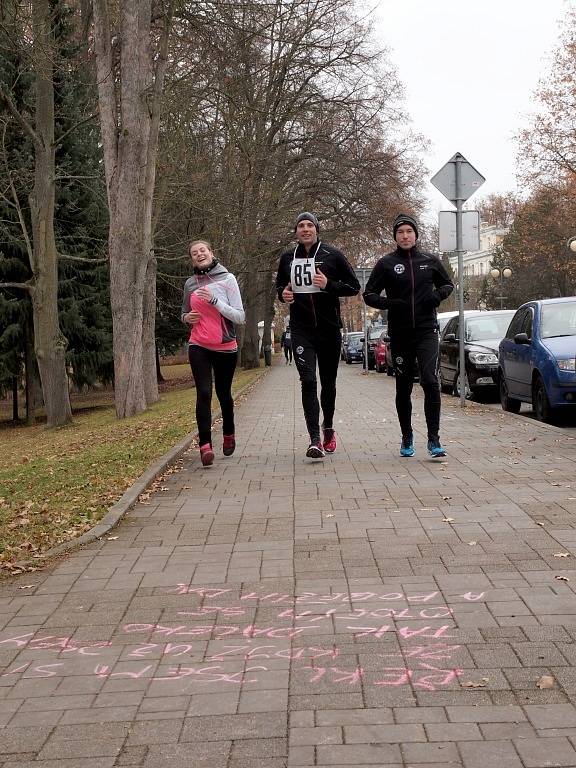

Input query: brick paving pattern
[1,362,576,766]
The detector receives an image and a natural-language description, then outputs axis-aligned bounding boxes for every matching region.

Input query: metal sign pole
[362,269,368,372]
[455,156,466,407]
[431,152,484,409]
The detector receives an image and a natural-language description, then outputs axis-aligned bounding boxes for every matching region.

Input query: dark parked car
[341,331,363,361]
[439,310,515,398]
[344,336,364,364]
[498,297,576,422]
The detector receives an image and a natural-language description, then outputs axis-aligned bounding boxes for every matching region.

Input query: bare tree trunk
[24,316,40,425]
[11,376,18,421]
[93,0,173,417]
[262,275,275,363]
[241,273,261,369]
[155,343,164,383]
[142,245,158,404]
[30,0,72,427]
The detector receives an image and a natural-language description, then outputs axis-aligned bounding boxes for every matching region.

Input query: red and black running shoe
[199,443,214,466]
[323,428,337,454]
[223,434,236,456]
[305,441,325,459]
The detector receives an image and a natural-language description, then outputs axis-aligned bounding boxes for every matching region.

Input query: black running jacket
[363,247,454,335]
[276,241,360,333]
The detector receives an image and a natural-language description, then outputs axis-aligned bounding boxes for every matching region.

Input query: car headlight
[557,358,576,371]
[468,352,498,364]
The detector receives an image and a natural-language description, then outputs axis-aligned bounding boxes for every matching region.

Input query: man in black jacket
[364,214,454,458]
[276,212,360,459]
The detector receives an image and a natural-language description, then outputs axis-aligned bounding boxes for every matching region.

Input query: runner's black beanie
[295,212,320,232]
[393,214,419,240]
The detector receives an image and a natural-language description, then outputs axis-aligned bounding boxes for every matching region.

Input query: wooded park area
[1,1,575,429]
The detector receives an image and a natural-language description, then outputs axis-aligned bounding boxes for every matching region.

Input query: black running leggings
[291,329,341,442]
[390,329,441,441]
[188,345,237,446]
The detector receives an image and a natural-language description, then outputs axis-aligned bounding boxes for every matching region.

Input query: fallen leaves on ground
[536,675,555,689]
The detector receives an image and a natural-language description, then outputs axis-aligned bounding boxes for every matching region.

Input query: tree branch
[0,281,33,292]
[0,122,35,271]
[58,253,108,263]
[0,81,39,149]
[53,112,99,148]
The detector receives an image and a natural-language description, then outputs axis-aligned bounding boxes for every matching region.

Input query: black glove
[423,291,441,309]
[387,298,409,308]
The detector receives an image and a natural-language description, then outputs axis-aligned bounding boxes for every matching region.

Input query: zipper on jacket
[408,250,415,328]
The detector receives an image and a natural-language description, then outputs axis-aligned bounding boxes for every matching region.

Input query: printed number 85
[294,263,313,286]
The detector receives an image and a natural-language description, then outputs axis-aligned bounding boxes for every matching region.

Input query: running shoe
[323,428,337,454]
[223,434,236,456]
[427,438,446,458]
[400,434,415,457]
[306,441,325,459]
[199,443,214,466]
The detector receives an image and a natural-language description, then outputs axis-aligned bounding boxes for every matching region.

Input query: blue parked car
[498,297,576,422]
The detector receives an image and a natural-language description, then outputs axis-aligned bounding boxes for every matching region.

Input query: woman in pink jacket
[182,240,245,466]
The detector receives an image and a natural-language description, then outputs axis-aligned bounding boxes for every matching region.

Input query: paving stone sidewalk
[1,362,576,767]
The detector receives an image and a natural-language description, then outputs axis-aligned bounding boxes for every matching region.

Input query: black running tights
[188,345,237,445]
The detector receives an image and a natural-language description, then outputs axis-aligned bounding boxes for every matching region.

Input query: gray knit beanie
[393,213,419,240]
[294,212,320,232]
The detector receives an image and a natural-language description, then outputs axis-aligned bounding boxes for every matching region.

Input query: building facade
[448,222,508,278]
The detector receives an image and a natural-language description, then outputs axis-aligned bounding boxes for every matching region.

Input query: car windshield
[541,301,576,338]
[369,327,384,340]
[438,316,453,333]
[465,314,512,342]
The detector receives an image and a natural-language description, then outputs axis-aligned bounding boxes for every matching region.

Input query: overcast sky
[372,0,570,222]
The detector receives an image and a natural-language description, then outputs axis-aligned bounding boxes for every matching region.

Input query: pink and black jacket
[181,263,245,352]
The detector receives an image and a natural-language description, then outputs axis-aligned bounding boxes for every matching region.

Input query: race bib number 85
[290,257,320,294]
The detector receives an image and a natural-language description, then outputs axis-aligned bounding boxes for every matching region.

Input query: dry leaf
[554,553,570,558]
[442,496,452,501]
[325,514,335,518]
[18,584,36,589]
[536,675,555,689]
[536,522,546,527]
[463,680,487,688]
[442,517,455,523]
[555,575,570,582]
[107,536,119,541]
[468,541,477,546]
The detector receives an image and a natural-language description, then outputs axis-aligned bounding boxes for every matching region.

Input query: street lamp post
[490,266,512,310]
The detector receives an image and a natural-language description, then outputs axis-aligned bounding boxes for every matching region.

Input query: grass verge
[0,366,265,573]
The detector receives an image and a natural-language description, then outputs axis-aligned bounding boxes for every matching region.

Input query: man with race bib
[276,212,360,459]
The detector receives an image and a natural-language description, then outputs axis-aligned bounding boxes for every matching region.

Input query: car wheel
[453,369,471,399]
[345,357,352,365]
[499,372,521,413]
[533,376,554,422]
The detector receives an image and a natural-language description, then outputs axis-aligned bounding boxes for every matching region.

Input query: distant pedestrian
[363,214,454,457]
[276,212,360,459]
[281,326,293,364]
[182,240,245,466]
